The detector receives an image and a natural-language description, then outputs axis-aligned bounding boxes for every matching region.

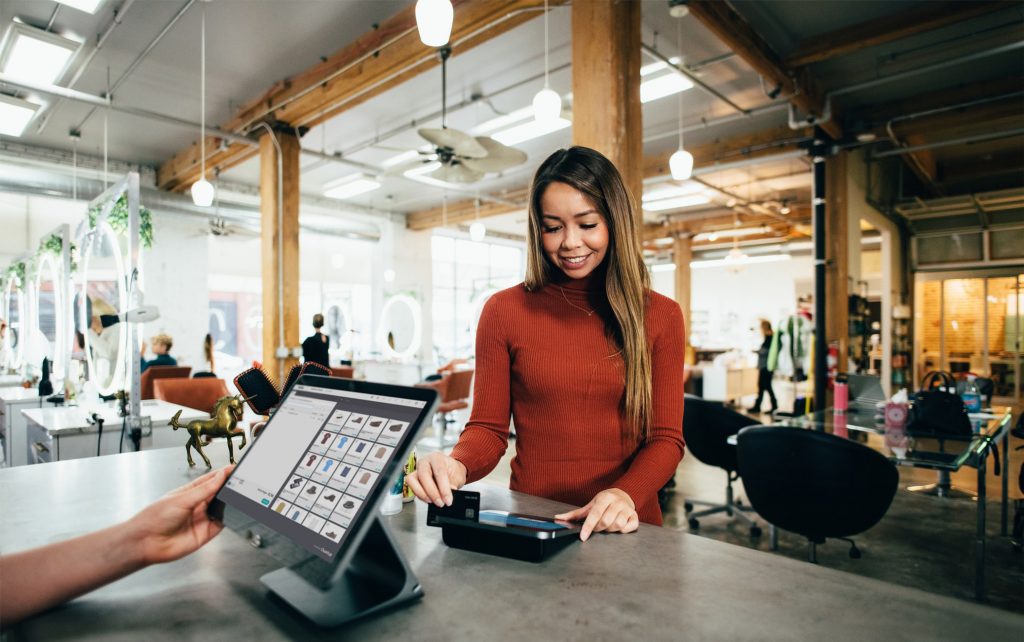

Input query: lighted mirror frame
[80,222,128,396]
[34,252,67,378]
[377,294,422,361]
[3,275,25,370]
[324,302,351,354]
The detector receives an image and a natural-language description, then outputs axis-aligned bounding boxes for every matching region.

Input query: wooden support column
[825,151,849,377]
[571,0,643,206]
[673,233,693,363]
[260,128,301,383]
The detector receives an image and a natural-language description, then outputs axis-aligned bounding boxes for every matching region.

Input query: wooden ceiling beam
[784,1,1014,68]
[157,0,565,192]
[685,1,842,139]
[406,125,814,231]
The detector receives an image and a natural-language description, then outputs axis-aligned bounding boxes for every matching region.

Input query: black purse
[907,371,973,438]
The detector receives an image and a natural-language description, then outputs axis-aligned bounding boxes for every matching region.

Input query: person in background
[0,466,233,626]
[407,146,686,541]
[141,333,177,373]
[301,313,330,369]
[195,333,216,376]
[748,319,778,414]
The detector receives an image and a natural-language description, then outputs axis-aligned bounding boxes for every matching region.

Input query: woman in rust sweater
[407,147,686,540]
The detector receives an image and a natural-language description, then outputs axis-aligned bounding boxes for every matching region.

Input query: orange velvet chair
[153,378,230,415]
[416,368,474,449]
[331,366,355,378]
[140,366,191,400]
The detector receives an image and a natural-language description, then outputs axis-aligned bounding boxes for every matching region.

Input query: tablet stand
[260,516,423,627]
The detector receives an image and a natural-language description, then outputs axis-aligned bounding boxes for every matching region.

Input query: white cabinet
[702,366,759,403]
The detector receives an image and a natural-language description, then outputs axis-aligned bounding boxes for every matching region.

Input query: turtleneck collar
[549,262,607,293]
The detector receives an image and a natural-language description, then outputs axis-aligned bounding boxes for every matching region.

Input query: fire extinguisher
[827,342,839,389]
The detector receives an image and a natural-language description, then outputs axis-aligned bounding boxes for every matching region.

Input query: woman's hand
[554,488,639,542]
[405,451,467,507]
[127,465,234,566]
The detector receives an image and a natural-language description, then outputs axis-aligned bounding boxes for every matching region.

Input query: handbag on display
[906,371,973,438]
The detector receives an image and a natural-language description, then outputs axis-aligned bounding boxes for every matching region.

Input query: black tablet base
[260,517,423,628]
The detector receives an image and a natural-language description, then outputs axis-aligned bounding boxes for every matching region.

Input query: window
[431,234,524,363]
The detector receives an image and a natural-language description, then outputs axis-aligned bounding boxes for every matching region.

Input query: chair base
[907,470,975,500]
[684,471,762,537]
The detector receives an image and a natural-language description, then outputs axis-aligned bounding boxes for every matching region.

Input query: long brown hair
[524,147,652,443]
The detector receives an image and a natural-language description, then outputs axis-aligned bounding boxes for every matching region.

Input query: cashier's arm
[0,465,233,627]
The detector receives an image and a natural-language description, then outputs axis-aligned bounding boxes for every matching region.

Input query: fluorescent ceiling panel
[641,194,710,212]
[642,181,702,202]
[639,73,693,103]
[472,105,534,136]
[323,173,381,200]
[53,0,106,13]
[491,117,571,146]
[640,57,681,77]
[0,94,40,137]
[691,254,792,269]
[1,23,80,84]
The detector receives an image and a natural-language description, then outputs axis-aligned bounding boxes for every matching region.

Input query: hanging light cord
[200,6,206,181]
[677,17,684,151]
[543,0,550,88]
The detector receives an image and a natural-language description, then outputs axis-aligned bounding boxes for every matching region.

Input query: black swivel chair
[681,395,763,537]
[736,426,898,562]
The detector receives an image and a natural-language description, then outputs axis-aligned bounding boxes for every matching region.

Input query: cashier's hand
[405,452,467,507]
[554,489,639,542]
[127,465,234,566]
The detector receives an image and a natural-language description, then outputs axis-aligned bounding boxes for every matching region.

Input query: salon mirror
[81,222,127,395]
[3,276,24,370]
[378,295,422,361]
[35,253,62,377]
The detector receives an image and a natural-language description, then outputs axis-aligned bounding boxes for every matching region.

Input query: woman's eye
[542,226,561,233]
[580,224,598,230]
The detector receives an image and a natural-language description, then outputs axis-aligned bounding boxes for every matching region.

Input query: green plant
[40,234,78,274]
[87,194,154,248]
[5,261,26,285]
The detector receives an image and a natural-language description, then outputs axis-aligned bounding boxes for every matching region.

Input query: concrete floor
[434,400,1024,615]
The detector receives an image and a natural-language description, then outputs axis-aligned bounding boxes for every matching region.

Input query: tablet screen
[214,380,430,562]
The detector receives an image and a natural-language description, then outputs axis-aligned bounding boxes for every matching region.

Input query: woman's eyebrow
[542,209,600,219]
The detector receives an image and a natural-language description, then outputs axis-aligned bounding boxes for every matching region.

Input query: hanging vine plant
[87,193,154,248]
[40,234,78,274]
[5,261,27,285]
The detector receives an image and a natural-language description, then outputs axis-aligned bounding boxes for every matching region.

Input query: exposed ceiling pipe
[641,43,749,115]
[0,72,256,146]
[872,127,1024,158]
[828,40,1024,99]
[36,0,138,134]
[0,176,379,241]
[72,0,199,134]
[643,103,789,144]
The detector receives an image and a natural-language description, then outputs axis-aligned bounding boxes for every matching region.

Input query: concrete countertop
[1,449,1021,641]
[0,386,45,403]
[21,400,207,436]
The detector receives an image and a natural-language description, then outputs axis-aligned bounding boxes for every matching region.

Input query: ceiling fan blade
[461,137,528,173]
[384,156,437,176]
[419,128,488,158]
[429,163,485,183]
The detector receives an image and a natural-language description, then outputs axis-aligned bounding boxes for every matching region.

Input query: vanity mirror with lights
[3,271,25,372]
[377,293,423,361]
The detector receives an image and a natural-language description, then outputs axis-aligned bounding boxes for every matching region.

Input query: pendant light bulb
[532,87,562,122]
[469,221,486,242]
[191,178,215,207]
[415,0,454,47]
[669,148,694,180]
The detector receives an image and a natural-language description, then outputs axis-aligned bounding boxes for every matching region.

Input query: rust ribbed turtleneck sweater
[450,271,686,525]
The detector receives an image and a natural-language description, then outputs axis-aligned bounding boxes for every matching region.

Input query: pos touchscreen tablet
[208,374,438,626]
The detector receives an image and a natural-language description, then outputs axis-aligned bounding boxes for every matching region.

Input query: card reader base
[440,523,577,563]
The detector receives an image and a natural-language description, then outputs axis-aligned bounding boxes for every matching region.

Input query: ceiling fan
[397,46,526,183]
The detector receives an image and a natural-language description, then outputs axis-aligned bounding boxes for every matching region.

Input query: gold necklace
[558,286,595,317]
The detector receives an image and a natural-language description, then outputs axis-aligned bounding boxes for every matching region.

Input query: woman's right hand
[405,451,467,507]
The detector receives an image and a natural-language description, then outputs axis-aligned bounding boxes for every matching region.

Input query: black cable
[119,415,126,453]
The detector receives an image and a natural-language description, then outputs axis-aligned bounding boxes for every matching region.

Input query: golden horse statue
[171,394,251,467]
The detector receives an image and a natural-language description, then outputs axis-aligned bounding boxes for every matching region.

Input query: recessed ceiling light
[53,0,107,13]
[642,181,702,202]
[0,22,81,84]
[323,173,381,200]
[0,94,41,137]
[640,72,693,103]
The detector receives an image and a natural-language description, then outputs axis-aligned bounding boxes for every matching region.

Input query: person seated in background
[141,333,177,373]
[0,466,232,627]
[301,313,330,369]
[193,333,216,377]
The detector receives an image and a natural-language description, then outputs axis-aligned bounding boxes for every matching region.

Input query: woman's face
[539,181,609,280]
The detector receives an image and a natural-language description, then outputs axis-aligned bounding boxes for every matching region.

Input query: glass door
[987,274,1022,401]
